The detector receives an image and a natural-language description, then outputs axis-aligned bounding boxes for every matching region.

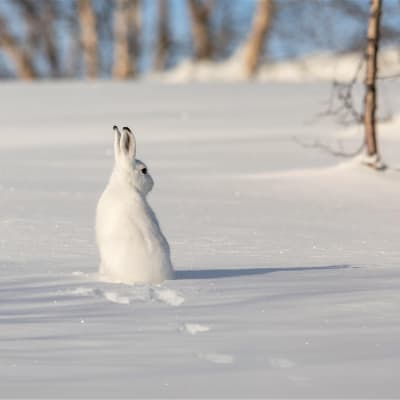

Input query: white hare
[96,126,174,284]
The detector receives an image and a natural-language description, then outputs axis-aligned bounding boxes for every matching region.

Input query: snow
[1,81,400,397]
[151,287,185,306]
[197,352,234,365]
[182,323,210,335]
[151,47,400,83]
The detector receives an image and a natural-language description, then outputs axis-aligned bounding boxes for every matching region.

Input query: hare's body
[96,126,173,284]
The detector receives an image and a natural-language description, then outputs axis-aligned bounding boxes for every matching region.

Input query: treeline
[0,0,399,80]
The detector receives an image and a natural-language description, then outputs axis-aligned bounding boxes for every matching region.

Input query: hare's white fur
[96,126,174,284]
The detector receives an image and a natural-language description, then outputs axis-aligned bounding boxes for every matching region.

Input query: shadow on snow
[174,264,350,280]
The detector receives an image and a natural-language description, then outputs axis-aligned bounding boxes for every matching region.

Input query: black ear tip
[113,125,118,130]
[122,126,131,133]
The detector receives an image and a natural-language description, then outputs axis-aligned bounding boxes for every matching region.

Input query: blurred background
[0,0,400,81]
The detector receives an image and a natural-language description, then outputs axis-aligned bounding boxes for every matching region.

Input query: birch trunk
[77,0,98,78]
[0,16,37,79]
[153,0,169,71]
[112,0,140,79]
[363,0,381,161]
[243,0,274,77]
[187,0,212,60]
[42,0,60,77]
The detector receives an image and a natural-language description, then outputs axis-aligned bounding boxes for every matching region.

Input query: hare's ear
[121,126,136,160]
[113,125,122,159]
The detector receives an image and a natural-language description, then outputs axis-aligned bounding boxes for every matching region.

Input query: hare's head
[112,125,154,195]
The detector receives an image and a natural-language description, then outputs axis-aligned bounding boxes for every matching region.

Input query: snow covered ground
[1,81,400,398]
[151,47,400,83]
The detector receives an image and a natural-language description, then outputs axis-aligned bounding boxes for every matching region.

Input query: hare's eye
[140,167,147,175]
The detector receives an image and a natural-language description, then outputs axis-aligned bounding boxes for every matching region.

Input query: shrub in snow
[96,126,174,284]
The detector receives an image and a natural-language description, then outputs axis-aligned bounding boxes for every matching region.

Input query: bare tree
[0,15,37,79]
[41,0,60,77]
[63,6,81,78]
[298,0,387,169]
[77,0,98,78]
[363,0,381,167]
[16,0,60,77]
[112,0,140,79]
[16,0,41,53]
[332,0,400,53]
[153,0,170,71]
[187,0,212,60]
[243,0,274,77]
[213,0,235,60]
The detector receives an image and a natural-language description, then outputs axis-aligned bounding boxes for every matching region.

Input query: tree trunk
[153,0,170,71]
[0,16,37,79]
[112,0,140,79]
[363,0,381,162]
[187,0,212,60]
[42,0,60,77]
[16,0,41,52]
[77,0,98,78]
[243,0,274,77]
[65,9,81,78]
[214,1,234,59]
[16,0,60,77]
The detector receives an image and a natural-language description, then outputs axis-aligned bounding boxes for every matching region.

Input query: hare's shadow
[175,264,350,280]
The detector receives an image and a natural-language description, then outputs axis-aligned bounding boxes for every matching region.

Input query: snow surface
[150,47,400,83]
[1,81,400,398]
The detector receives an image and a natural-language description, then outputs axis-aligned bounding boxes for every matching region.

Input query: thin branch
[292,135,366,158]
[320,53,365,126]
